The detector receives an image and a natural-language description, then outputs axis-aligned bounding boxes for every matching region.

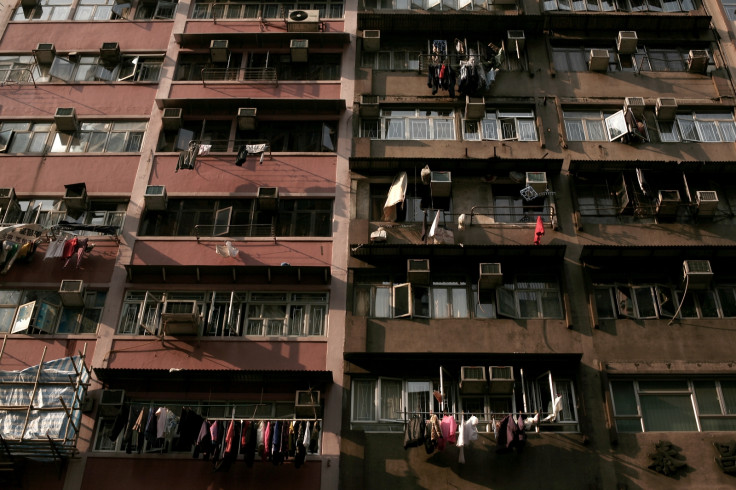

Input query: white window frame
[0,289,104,335]
[660,112,736,143]
[496,276,564,319]
[464,109,538,142]
[563,110,616,142]
[374,109,455,141]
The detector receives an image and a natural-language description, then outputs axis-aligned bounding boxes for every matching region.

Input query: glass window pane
[380,379,402,420]
[700,418,736,431]
[616,419,643,432]
[565,120,585,141]
[638,380,689,391]
[432,288,449,318]
[718,288,736,317]
[611,381,638,415]
[541,291,563,318]
[518,291,539,318]
[595,288,615,318]
[634,287,657,318]
[694,381,721,415]
[50,132,71,152]
[374,287,391,318]
[585,120,606,141]
[105,132,125,152]
[641,395,697,431]
[353,380,376,421]
[451,288,468,318]
[722,381,736,414]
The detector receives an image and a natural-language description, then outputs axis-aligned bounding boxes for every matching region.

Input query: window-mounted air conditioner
[144,185,168,211]
[507,30,525,51]
[63,183,88,211]
[488,366,515,394]
[683,259,713,290]
[465,96,486,120]
[209,39,230,63]
[33,43,56,65]
[54,107,78,132]
[460,366,488,394]
[655,98,678,120]
[100,42,120,63]
[588,49,610,72]
[656,190,680,217]
[696,190,719,217]
[526,171,547,194]
[358,95,379,118]
[624,97,646,118]
[687,50,708,74]
[295,390,321,416]
[479,262,503,289]
[237,107,257,130]
[0,187,16,209]
[59,280,85,307]
[161,300,200,336]
[99,389,125,417]
[287,10,320,33]
[617,31,638,55]
[257,187,279,211]
[363,30,380,52]
[21,0,39,9]
[407,259,430,285]
[430,171,452,197]
[162,108,182,130]
[290,39,309,62]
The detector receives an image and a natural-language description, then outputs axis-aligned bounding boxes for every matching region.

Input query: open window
[529,372,577,425]
[213,206,232,236]
[392,283,430,318]
[11,300,60,334]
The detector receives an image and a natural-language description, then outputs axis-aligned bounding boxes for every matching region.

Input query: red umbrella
[534,216,545,245]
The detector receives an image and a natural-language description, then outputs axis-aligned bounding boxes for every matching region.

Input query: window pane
[410,119,429,139]
[640,395,697,431]
[407,381,431,414]
[699,418,736,431]
[432,288,449,318]
[696,291,719,318]
[634,287,657,318]
[616,419,643,432]
[517,291,539,318]
[722,381,736,414]
[374,287,391,318]
[585,120,606,141]
[565,120,585,141]
[717,288,736,317]
[380,379,402,420]
[638,380,689,391]
[611,381,638,415]
[106,132,125,152]
[541,291,562,318]
[353,380,376,421]
[595,288,615,318]
[451,288,468,318]
[694,381,721,415]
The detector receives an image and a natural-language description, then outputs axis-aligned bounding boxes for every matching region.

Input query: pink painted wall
[0,240,119,285]
[0,337,95,371]
[167,81,341,101]
[183,19,346,35]
[0,21,173,51]
[150,154,337,194]
[1,155,140,194]
[106,339,327,371]
[0,84,157,118]
[130,240,332,268]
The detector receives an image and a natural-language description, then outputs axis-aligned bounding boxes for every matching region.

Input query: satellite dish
[289,10,308,21]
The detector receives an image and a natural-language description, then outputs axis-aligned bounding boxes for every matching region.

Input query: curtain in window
[353,380,376,421]
[380,379,402,420]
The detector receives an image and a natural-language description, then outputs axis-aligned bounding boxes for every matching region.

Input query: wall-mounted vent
[33,43,56,65]
[59,280,85,307]
[162,107,182,130]
[363,30,380,52]
[588,49,610,72]
[430,171,452,197]
[683,259,713,290]
[687,50,708,74]
[144,185,168,211]
[489,366,515,394]
[655,98,678,120]
[696,190,719,217]
[460,366,488,394]
[407,259,430,284]
[479,262,503,289]
[624,97,646,118]
[54,107,78,132]
[617,31,638,55]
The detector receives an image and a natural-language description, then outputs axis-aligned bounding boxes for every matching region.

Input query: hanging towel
[534,215,545,245]
[198,144,212,156]
[456,413,466,464]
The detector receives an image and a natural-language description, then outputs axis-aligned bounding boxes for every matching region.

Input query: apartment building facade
[342,1,736,489]
[0,0,354,488]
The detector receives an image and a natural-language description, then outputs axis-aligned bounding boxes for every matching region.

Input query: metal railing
[0,68,37,88]
[201,67,278,86]
[468,205,556,226]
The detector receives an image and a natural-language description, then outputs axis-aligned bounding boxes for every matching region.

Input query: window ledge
[112,335,328,342]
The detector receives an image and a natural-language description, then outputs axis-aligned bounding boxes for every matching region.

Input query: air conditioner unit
[460,366,488,394]
[430,171,452,197]
[0,187,16,208]
[21,0,39,8]
[687,50,708,74]
[161,108,182,130]
[99,42,120,63]
[488,366,515,394]
[257,187,279,211]
[683,259,713,290]
[287,10,320,33]
[358,95,379,118]
[209,39,230,63]
[144,185,168,211]
[624,97,646,118]
[363,30,380,52]
[63,183,88,211]
[526,171,547,193]
[617,31,638,55]
[465,96,486,120]
[33,43,56,65]
[656,190,680,218]
[655,98,678,120]
[290,39,309,62]
[58,280,85,307]
[407,259,430,284]
[295,390,321,417]
[161,300,200,336]
[696,190,719,217]
[237,107,257,130]
[99,389,125,417]
[507,30,525,51]
[54,107,78,132]
[479,262,503,289]
[588,49,610,72]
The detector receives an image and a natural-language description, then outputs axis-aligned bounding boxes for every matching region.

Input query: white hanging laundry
[198,144,212,156]
[215,241,240,258]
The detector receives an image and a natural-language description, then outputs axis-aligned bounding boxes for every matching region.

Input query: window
[1,198,126,233]
[118,290,328,337]
[74,0,121,20]
[526,372,578,427]
[723,0,736,20]
[0,56,38,85]
[135,0,178,19]
[0,289,106,335]
[596,283,736,320]
[351,378,430,423]
[247,53,341,81]
[0,122,52,154]
[13,0,72,21]
[492,184,549,224]
[140,198,332,237]
[363,109,455,141]
[50,121,146,153]
[44,55,164,83]
[361,50,421,71]
[611,379,736,432]
[564,110,615,141]
[544,0,694,11]
[658,112,736,143]
[369,183,450,223]
[463,110,538,142]
[496,276,564,319]
[365,0,493,10]
[239,120,337,152]
[190,0,344,19]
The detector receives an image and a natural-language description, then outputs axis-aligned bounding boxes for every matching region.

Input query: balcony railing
[194,223,276,239]
[0,68,37,88]
[201,67,278,86]
[468,205,556,227]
